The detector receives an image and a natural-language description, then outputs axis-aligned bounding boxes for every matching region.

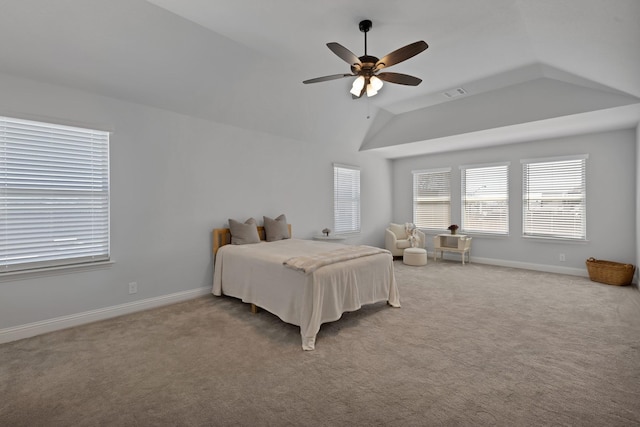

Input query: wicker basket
[586,257,635,286]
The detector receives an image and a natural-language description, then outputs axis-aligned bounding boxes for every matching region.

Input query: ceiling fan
[303,19,428,99]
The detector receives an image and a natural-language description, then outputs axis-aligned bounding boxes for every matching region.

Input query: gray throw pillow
[228,217,261,245]
[263,214,290,242]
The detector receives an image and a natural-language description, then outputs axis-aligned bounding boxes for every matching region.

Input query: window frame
[333,163,360,235]
[412,168,451,231]
[521,154,588,241]
[0,115,111,274]
[460,162,510,236]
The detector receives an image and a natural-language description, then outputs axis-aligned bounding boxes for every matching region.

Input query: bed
[212,225,400,350]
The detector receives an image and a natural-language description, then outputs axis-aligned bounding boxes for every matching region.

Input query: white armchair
[385,223,425,257]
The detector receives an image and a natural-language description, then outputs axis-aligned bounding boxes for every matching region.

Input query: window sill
[461,232,509,239]
[421,229,509,238]
[522,236,589,244]
[0,260,115,282]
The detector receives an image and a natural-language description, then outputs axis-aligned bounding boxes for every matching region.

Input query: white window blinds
[333,164,360,234]
[412,168,451,229]
[522,155,587,240]
[1,116,110,273]
[461,163,509,235]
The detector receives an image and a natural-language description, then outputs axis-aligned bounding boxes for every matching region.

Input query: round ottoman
[403,247,427,266]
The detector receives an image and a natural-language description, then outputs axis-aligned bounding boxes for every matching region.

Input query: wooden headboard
[212,224,292,255]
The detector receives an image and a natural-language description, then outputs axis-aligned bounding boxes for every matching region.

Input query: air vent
[442,87,467,99]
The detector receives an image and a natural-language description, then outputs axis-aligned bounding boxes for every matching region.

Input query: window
[461,162,509,235]
[1,116,110,273]
[333,163,360,234]
[522,155,587,240]
[412,168,451,229]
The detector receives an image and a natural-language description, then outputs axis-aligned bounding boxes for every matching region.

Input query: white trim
[0,260,114,282]
[459,161,510,170]
[412,167,451,174]
[468,256,589,276]
[332,162,360,171]
[520,153,589,164]
[0,111,115,134]
[521,236,589,244]
[427,252,589,277]
[0,287,212,344]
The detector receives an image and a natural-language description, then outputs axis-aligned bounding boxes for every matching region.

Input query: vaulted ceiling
[1,0,638,156]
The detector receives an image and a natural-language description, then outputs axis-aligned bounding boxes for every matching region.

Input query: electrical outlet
[128,281,138,294]
[559,254,566,262]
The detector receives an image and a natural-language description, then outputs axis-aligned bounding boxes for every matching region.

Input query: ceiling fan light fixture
[366,84,378,97]
[350,75,365,96]
[370,76,383,91]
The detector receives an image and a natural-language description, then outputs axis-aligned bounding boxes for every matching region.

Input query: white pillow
[389,223,407,240]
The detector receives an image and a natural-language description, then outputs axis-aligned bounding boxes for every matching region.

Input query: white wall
[392,129,637,275]
[0,72,393,334]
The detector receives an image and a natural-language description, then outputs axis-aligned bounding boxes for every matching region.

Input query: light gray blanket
[283,245,390,274]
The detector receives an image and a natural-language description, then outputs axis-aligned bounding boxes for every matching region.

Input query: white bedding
[212,239,400,350]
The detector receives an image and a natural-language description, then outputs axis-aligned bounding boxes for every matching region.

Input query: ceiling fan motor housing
[359,19,372,33]
[352,55,379,76]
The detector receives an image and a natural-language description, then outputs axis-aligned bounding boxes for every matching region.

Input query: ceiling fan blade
[377,72,423,86]
[375,41,428,70]
[303,74,354,84]
[327,42,362,67]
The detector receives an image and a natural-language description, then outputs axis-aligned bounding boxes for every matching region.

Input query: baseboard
[0,287,212,345]
[470,256,589,277]
[427,251,589,277]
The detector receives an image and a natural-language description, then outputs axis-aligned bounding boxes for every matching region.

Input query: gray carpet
[1,260,639,426]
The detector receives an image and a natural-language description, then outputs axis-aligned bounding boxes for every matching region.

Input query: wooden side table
[433,234,472,264]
